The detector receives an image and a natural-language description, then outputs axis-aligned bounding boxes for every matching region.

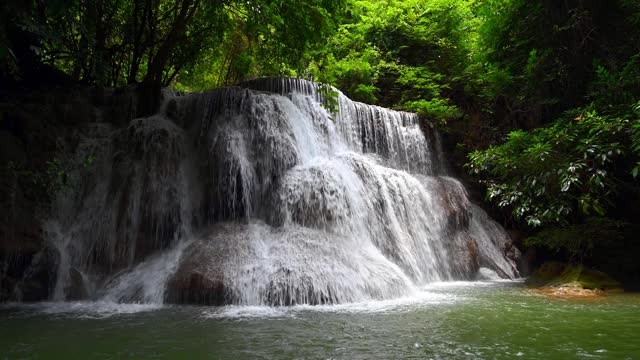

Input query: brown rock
[65,267,89,301]
[166,271,226,306]
[164,240,229,306]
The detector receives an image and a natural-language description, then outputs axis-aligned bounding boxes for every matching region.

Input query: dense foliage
[306,0,477,124]
[468,106,640,227]
[1,0,345,91]
[302,0,640,261]
[463,0,640,227]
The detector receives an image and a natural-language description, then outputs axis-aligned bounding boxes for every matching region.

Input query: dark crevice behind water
[24,78,519,306]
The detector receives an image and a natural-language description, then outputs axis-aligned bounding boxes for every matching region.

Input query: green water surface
[1,281,639,359]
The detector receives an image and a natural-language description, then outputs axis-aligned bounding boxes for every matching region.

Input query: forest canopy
[0,0,346,90]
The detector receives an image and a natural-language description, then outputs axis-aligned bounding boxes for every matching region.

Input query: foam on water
[203,279,526,320]
[422,279,520,290]
[0,280,523,320]
[202,305,292,320]
[201,288,462,319]
[1,301,162,319]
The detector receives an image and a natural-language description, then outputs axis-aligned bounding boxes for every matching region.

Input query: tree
[1,0,346,112]
[306,0,479,124]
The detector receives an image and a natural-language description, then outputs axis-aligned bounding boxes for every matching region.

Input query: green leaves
[467,108,638,227]
[306,0,475,125]
[524,217,626,261]
[2,0,345,89]
[317,82,340,120]
[404,99,461,126]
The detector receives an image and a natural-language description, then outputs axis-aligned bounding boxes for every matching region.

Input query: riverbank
[526,262,624,299]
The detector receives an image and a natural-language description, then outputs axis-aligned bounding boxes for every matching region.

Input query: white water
[32,78,518,306]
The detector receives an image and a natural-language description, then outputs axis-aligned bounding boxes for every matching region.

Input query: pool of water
[2,281,639,359]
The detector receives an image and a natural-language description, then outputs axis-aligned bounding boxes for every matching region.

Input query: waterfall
[42,78,519,306]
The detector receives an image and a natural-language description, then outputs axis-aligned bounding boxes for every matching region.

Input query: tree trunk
[143,0,198,85]
[138,0,199,115]
[128,0,151,84]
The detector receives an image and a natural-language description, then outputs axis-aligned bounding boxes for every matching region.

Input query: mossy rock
[526,262,622,291]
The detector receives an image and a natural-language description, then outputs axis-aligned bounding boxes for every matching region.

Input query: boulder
[13,246,59,302]
[165,271,227,306]
[65,267,89,301]
[164,239,228,306]
[164,223,415,306]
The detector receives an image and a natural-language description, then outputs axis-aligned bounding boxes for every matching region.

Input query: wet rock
[0,181,49,302]
[165,241,227,306]
[475,267,502,280]
[65,268,89,301]
[465,235,481,275]
[271,165,351,229]
[431,177,471,231]
[166,272,227,306]
[469,205,521,279]
[15,246,59,302]
[166,223,415,306]
[165,99,179,124]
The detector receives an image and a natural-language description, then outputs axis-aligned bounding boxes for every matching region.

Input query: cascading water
[41,78,519,306]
